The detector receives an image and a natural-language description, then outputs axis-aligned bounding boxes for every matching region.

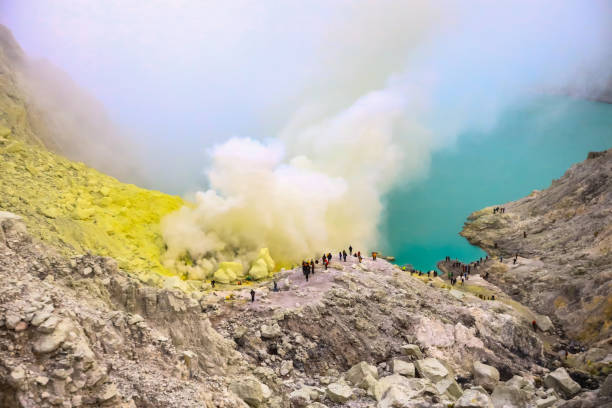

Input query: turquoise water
[382,96,612,271]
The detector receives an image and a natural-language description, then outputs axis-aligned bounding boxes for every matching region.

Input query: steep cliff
[461,149,612,346]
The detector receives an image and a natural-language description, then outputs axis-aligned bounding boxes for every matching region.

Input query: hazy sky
[1,1,611,193]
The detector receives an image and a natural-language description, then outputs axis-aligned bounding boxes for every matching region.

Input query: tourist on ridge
[343,250,347,262]
[339,252,342,260]
[372,252,377,260]
[273,281,278,292]
[250,289,255,302]
[349,245,353,255]
[310,260,315,274]
[532,320,537,331]
[211,280,215,288]
[327,253,332,262]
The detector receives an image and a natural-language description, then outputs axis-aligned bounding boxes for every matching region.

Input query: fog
[2,0,610,270]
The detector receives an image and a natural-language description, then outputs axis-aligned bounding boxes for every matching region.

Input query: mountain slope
[461,149,612,345]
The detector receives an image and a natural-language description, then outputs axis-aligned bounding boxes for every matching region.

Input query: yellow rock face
[0,137,184,278]
[213,261,244,283]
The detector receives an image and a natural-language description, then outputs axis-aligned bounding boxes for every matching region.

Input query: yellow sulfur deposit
[0,134,184,279]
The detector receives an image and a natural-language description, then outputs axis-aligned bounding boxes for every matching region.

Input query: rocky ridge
[2,208,611,407]
[460,149,611,347]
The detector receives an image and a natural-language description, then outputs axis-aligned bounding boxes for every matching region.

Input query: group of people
[299,245,365,282]
[493,206,506,214]
[445,255,490,285]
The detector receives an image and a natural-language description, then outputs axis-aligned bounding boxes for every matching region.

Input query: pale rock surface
[544,367,581,399]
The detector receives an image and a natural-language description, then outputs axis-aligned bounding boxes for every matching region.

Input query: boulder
[260,323,282,339]
[535,395,557,408]
[229,377,271,407]
[346,361,379,389]
[436,376,463,400]
[391,359,415,377]
[289,388,311,407]
[401,344,423,360]
[373,375,434,402]
[601,374,612,398]
[455,387,494,408]
[472,361,500,392]
[280,360,293,376]
[33,319,72,354]
[544,367,581,399]
[491,384,526,408]
[326,382,353,403]
[535,315,553,332]
[414,358,448,383]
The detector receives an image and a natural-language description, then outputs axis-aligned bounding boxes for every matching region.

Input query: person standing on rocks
[310,260,315,275]
[342,250,347,262]
[211,280,215,289]
[349,245,353,255]
[250,289,255,302]
[327,253,332,262]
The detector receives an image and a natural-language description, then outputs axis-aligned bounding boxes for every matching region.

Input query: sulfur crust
[0,134,184,279]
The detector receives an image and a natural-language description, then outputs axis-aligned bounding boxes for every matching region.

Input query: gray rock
[9,365,26,388]
[305,404,327,408]
[229,377,271,407]
[473,361,500,392]
[31,306,53,326]
[391,359,415,377]
[33,319,72,354]
[280,360,293,376]
[289,388,311,407]
[326,382,353,403]
[373,375,434,402]
[260,323,282,339]
[535,395,557,408]
[346,361,379,389]
[414,358,448,382]
[601,374,612,398]
[491,384,526,408]
[38,315,60,334]
[455,387,494,408]
[544,368,581,399]
[535,315,553,332]
[401,344,423,360]
[436,376,463,400]
[5,312,21,329]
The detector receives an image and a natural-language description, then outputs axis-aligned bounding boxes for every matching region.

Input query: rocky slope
[2,211,612,407]
[460,149,611,347]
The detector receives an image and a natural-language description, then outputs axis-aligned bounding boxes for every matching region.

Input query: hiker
[324,259,328,270]
[250,289,255,302]
[339,252,342,260]
[211,280,215,288]
[273,281,278,292]
[358,254,362,263]
[485,271,489,279]
[461,276,464,285]
[342,250,347,262]
[513,258,517,265]
[310,260,315,275]
[372,252,377,260]
[349,245,353,255]
[532,320,537,331]
[491,295,495,300]
[327,253,332,262]
[321,255,326,265]
[500,256,503,263]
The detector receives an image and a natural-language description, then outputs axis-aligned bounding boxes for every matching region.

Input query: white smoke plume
[160,0,612,277]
